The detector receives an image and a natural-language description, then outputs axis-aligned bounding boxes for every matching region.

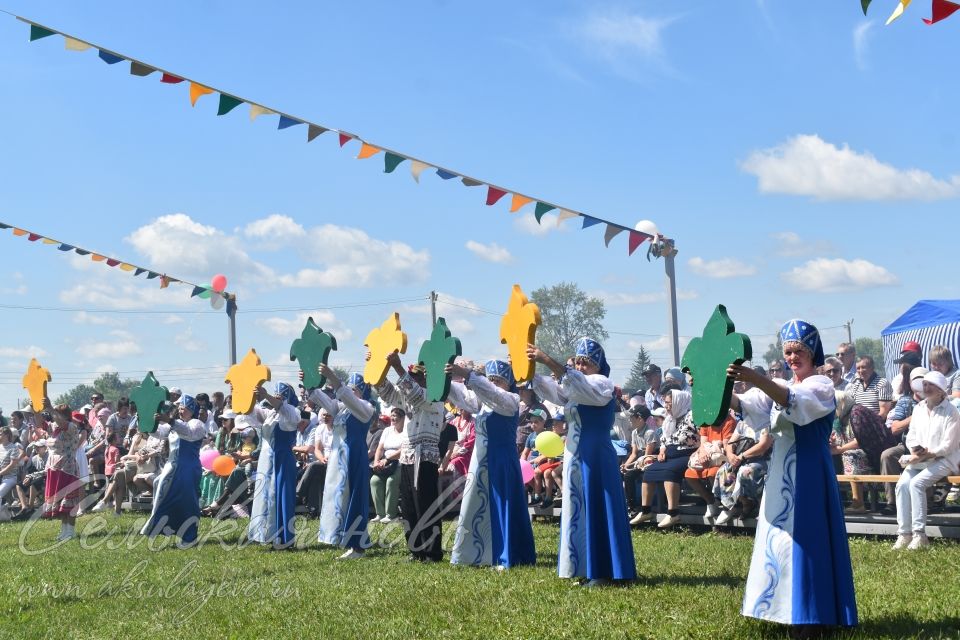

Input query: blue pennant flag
[435,169,457,180]
[57,244,74,251]
[74,248,90,256]
[581,216,602,229]
[277,115,302,130]
[98,50,124,64]
[146,271,159,279]
[134,268,146,276]
[190,286,204,297]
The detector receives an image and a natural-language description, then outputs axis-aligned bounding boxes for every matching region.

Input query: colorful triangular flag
[628,231,647,256]
[603,224,625,247]
[278,115,302,129]
[485,187,508,206]
[357,143,381,159]
[27,233,41,241]
[57,244,74,251]
[98,50,124,64]
[105,259,121,267]
[509,194,533,213]
[410,160,430,183]
[307,124,328,142]
[861,0,872,15]
[191,285,204,298]
[64,37,91,51]
[130,61,155,77]
[886,0,912,24]
[118,263,136,272]
[436,169,457,180]
[461,178,482,187]
[217,94,243,115]
[924,0,960,23]
[581,216,602,229]
[160,275,170,289]
[29,25,56,41]
[41,238,58,245]
[556,210,578,226]
[249,104,276,121]
[12,228,27,236]
[134,267,146,276]
[91,254,106,262]
[534,202,555,223]
[189,82,214,106]
[74,248,90,256]
[338,133,352,147]
[384,152,405,173]
[161,73,184,84]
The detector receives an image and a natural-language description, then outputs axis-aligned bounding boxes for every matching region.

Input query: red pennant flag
[27,233,42,241]
[485,187,508,206]
[160,73,184,84]
[106,258,121,267]
[338,133,352,147]
[924,0,960,23]
[628,231,648,256]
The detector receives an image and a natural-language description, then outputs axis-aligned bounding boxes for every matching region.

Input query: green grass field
[1,515,958,640]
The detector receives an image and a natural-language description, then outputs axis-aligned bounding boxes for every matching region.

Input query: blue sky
[1,1,958,411]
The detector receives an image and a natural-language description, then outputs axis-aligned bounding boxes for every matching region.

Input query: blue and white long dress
[309,388,375,550]
[742,375,858,627]
[248,401,300,546]
[447,373,536,568]
[534,370,637,581]
[140,418,206,543]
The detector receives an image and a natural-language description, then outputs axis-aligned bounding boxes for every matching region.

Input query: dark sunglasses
[823,368,839,375]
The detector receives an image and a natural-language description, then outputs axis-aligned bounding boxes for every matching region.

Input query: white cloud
[853,21,874,70]
[73,311,124,326]
[627,335,692,353]
[578,10,672,58]
[403,292,483,336]
[0,345,48,359]
[255,311,352,342]
[59,281,195,311]
[0,272,27,296]
[741,134,960,201]
[174,327,205,352]
[512,213,568,236]
[782,258,899,292]
[95,364,118,375]
[278,224,429,288]
[75,330,143,359]
[162,315,184,325]
[126,213,276,283]
[770,231,833,258]
[688,257,757,278]
[596,290,699,306]
[465,240,513,264]
[240,214,306,249]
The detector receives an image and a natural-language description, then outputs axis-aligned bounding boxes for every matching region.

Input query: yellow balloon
[535,431,564,458]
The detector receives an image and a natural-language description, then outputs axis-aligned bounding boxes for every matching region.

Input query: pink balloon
[519,459,535,485]
[211,274,228,293]
[200,449,220,471]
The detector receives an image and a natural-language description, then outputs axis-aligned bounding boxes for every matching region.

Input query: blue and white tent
[881,300,960,380]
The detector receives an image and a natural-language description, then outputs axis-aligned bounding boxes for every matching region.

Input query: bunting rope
[0,220,232,308]
[861,0,960,25]
[11,14,669,258]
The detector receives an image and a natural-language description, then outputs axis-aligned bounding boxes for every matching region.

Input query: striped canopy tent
[881,300,960,380]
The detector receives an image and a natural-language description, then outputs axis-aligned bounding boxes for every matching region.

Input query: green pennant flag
[384,152,406,174]
[534,202,556,223]
[217,94,243,116]
[29,25,55,41]
[861,0,872,15]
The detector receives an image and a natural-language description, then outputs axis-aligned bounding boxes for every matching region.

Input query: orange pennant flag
[190,82,215,107]
[357,143,382,160]
[91,254,106,262]
[509,194,534,213]
[160,275,170,289]
[12,228,27,236]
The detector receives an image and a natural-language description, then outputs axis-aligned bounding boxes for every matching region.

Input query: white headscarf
[662,389,692,440]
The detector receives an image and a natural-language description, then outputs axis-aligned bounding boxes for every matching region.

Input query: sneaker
[630,511,655,525]
[379,516,393,524]
[891,534,912,550]
[541,496,555,509]
[90,501,110,513]
[715,509,734,525]
[946,488,960,505]
[706,503,721,521]
[528,495,542,506]
[907,533,929,550]
[337,549,365,560]
[657,514,681,529]
[844,503,868,515]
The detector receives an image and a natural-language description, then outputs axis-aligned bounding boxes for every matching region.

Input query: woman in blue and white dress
[140,395,206,547]
[444,359,536,569]
[248,382,301,548]
[308,365,376,560]
[728,319,857,632]
[529,338,637,587]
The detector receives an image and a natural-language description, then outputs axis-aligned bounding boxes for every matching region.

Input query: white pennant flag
[64,37,91,51]
[410,160,431,183]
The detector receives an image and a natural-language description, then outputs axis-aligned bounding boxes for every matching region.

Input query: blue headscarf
[779,319,825,367]
[347,373,371,401]
[484,360,517,393]
[179,394,200,418]
[575,337,611,377]
[276,382,299,407]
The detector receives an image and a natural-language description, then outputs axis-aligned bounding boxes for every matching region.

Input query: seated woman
[631,388,700,528]
[620,405,651,517]
[370,407,405,523]
[713,385,774,525]
[892,371,960,550]
[684,413,735,522]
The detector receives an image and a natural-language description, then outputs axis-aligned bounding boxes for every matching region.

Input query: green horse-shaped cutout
[130,371,169,433]
[418,317,462,402]
[290,317,338,390]
[681,305,752,427]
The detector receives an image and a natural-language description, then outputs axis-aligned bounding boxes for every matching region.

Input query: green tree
[530,282,608,363]
[624,346,652,394]
[855,337,886,374]
[55,372,140,409]
[762,335,783,368]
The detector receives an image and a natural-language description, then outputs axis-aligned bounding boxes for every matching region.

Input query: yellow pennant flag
[249,104,276,121]
[887,0,912,24]
[41,238,58,245]
[410,160,431,183]
[118,263,136,272]
[64,37,91,52]
[357,143,382,159]
[189,82,215,107]
[509,194,534,213]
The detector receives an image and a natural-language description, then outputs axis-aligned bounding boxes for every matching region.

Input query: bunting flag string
[11,14,670,258]
[860,0,959,25]
[0,219,230,309]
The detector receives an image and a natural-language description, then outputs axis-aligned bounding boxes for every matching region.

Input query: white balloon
[634,219,659,236]
[210,293,225,310]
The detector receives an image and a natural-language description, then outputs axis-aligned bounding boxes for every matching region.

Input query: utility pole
[226,293,238,365]
[430,290,438,327]
[845,319,854,345]
[660,240,681,366]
